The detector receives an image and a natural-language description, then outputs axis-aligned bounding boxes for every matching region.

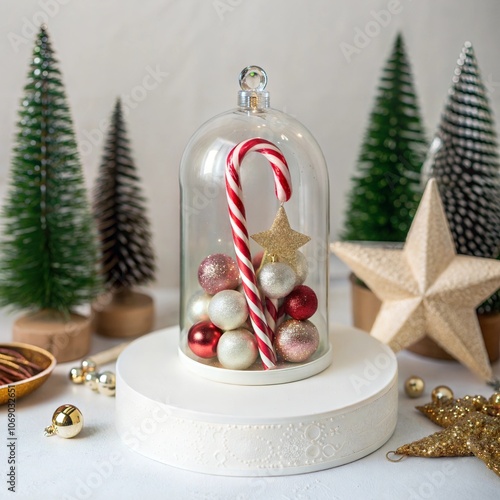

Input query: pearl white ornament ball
[186,290,212,323]
[217,328,258,370]
[208,290,248,330]
[258,262,296,299]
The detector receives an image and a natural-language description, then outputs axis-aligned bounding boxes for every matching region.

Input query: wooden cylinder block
[13,310,91,363]
[92,290,155,338]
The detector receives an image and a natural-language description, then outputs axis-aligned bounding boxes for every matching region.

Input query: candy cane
[276,301,286,328]
[265,297,278,343]
[226,138,292,369]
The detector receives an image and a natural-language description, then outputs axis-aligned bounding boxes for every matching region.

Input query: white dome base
[115,325,398,476]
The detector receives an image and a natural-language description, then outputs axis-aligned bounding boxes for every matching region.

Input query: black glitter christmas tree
[93,98,156,292]
[342,33,427,243]
[0,26,100,314]
[427,42,500,313]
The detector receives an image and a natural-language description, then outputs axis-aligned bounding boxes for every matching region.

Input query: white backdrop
[0,0,499,287]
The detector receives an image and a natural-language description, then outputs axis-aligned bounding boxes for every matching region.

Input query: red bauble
[187,321,223,358]
[284,285,318,320]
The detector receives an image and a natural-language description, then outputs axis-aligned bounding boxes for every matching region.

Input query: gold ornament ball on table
[97,371,116,396]
[44,404,84,439]
[431,385,454,404]
[81,358,97,374]
[69,367,85,384]
[404,375,425,398]
[84,372,99,391]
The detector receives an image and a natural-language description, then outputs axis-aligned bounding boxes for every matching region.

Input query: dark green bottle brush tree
[427,42,500,314]
[92,99,156,338]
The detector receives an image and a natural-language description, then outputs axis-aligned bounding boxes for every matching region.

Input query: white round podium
[115,325,398,476]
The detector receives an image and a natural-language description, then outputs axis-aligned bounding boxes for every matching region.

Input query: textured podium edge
[115,328,398,476]
[116,378,397,476]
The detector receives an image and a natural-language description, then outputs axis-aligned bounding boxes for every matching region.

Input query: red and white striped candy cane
[265,297,278,343]
[226,138,292,369]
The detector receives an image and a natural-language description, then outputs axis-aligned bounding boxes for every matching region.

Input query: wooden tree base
[92,290,155,338]
[350,274,500,363]
[12,310,92,363]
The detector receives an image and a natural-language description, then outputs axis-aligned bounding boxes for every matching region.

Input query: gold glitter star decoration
[251,205,310,272]
[417,394,499,427]
[331,179,500,381]
[387,392,500,477]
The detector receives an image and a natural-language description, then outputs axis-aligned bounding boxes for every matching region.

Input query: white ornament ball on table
[208,290,248,330]
[217,328,258,370]
[258,262,296,299]
[275,319,319,363]
[186,290,212,323]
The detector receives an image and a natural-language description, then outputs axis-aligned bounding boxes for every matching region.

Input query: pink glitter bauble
[284,285,318,320]
[198,253,240,295]
[274,319,319,363]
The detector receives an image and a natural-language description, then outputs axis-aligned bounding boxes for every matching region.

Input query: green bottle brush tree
[342,33,427,244]
[341,34,427,332]
[0,26,100,361]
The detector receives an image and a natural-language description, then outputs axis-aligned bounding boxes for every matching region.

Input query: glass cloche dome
[179,66,331,385]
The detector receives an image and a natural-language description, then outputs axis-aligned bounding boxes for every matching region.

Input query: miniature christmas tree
[92,99,156,337]
[342,33,427,243]
[0,26,100,315]
[0,26,100,361]
[427,42,500,313]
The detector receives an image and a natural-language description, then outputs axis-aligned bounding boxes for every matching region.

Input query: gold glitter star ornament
[393,412,500,476]
[251,206,310,271]
[331,179,500,381]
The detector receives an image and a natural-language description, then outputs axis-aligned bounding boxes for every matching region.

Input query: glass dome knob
[239,66,268,91]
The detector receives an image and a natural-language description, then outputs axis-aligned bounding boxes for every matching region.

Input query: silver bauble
[295,251,309,286]
[186,290,212,323]
[258,262,296,299]
[208,290,248,330]
[217,328,258,370]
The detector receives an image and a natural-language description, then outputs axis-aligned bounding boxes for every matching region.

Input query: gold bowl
[0,342,56,404]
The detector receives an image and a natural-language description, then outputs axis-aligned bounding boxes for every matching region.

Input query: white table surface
[1,264,499,500]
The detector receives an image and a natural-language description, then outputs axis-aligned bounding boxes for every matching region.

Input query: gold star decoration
[391,411,500,477]
[416,395,499,427]
[331,179,500,381]
[251,205,310,272]
[388,392,500,476]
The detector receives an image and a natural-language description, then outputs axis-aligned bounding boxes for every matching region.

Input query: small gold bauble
[489,392,500,406]
[97,371,116,397]
[81,359,97,374]
[44,404,83,439]
[404,375,425,398]
[69,367,85,384]
[84,372,99,391]
[431,385,454,404]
